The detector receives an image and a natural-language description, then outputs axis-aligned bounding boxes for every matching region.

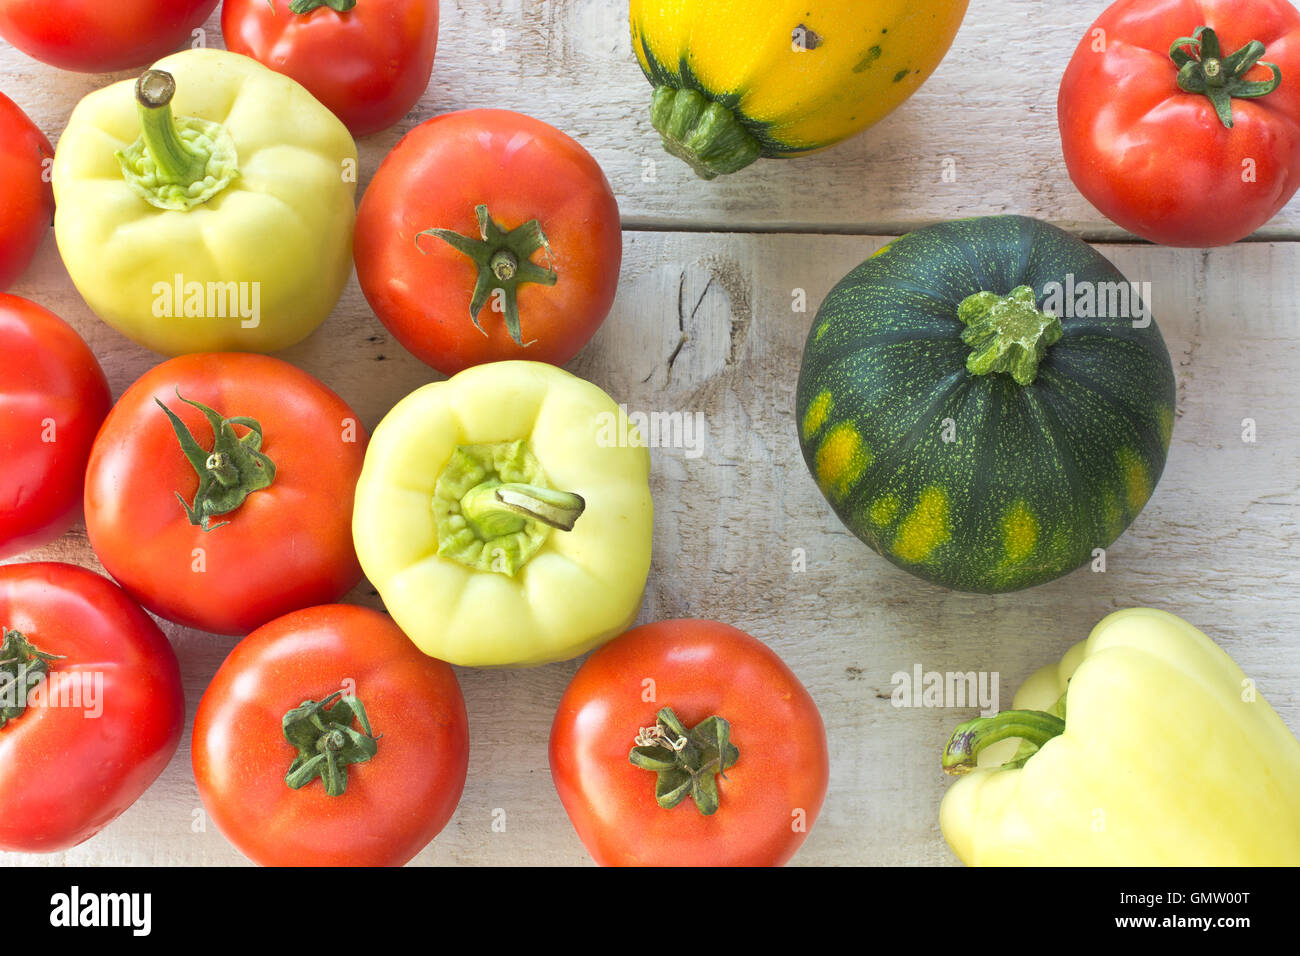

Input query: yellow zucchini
[630,0,970,178]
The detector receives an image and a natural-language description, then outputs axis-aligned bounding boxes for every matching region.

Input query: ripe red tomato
[222,0,438,137]
[84,354,367,636]
[0,295,111,561]
[1059,0,1300,246]
[0,562,184,853]
[549,619,829,866]
[0,0,217,72]
[192,604,469,866]
[0,94,53,292]
[354,109,622,375]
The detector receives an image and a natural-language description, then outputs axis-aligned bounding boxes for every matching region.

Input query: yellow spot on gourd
[814,323,830,342]
[1118,448,1150,512]
[1156,405,1174,450]
[802,391,833,440]
[869,494,900,526]
[815,422,869,497]
[1002,501,1038,563]
[870,242,894,260]
[893,487,950,563]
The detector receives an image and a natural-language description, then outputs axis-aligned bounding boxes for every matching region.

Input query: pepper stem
[649,87,763,180]
[957,286,1063,386]
[0,629,64,730]
[415,204,558,347]
[156,390,276,533]
[460,481,586,538]
[283,691,379,797]
[115,70,240,211]
[629,707,740,815]
[941,709,1066,776]
[1170,26,1282,129]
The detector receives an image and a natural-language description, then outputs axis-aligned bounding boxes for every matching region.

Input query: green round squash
[796,215,1176,593]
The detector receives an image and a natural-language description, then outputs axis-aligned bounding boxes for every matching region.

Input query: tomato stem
[0,629,64,730]
[115,70,239,210]
[156,390,277,533]
[649,87,762,180]
[415,204,558,348]
[288,0,357,13]
[629,707,739,815]
[283,691,379,797]
[1169,26,1282,129]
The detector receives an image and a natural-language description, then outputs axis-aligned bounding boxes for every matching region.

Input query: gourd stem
[1169,26,1282,129]
[649,86,763,180]
[941,709,1066,775]
[957,286,1063,386]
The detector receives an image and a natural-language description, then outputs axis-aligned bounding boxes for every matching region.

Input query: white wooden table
[3,0,1298,866]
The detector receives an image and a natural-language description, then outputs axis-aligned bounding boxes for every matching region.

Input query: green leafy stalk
[1170,26,1282,129]
[283,691,379,797]
[629,707,739,815]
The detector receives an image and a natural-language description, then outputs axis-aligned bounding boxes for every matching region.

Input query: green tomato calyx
[434,440,585,576]
[958,286,1063,386]
[283,691,379,798]
[116,70,240,211]
[0,629,64,730]
[649,86,763,180]
[415,204,558,348]
[1170,26,1282,129]
[629,707,740,816]
[157,390,277,533]
[288,0,357,13]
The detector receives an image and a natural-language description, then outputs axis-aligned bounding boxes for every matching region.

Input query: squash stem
[649,87,762,180]
[957,286,1063,386]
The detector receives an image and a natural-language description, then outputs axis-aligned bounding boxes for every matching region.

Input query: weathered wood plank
[3,1,1300,238]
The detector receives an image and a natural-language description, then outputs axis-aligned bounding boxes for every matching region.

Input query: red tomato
[192,604,469,866]
[549,619,829,867]
[84,354,367,636]
[354,109,622,375]
[0,562,184,853]
[1059,0,1300,246]
[222,0,438,137]
[0,94,53,292]
[0,0,217,72]
[0,295,111,561]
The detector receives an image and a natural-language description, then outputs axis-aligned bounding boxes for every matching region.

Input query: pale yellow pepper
[941,608,1300,865]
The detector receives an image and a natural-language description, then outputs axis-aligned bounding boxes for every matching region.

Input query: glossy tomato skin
[0,296,111,560]
[0,94,54,291]
[1059,0,1300,246]
[549,620,829,867]
[84,354,367,636]
[192,604,469,866]
[0,563,184,853]
[0,0,218,72]
[354,109,622,375]
[222,0,438,137]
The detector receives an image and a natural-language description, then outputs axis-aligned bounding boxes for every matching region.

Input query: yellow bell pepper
[940,608,1300,865]
[52,49,356,356]
[630,0,970,178]
[352,361,654,668]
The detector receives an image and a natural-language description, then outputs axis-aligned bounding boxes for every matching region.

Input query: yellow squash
[630,0,970,178]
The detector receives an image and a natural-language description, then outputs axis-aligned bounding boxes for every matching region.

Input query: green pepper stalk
[115,69,240,211]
